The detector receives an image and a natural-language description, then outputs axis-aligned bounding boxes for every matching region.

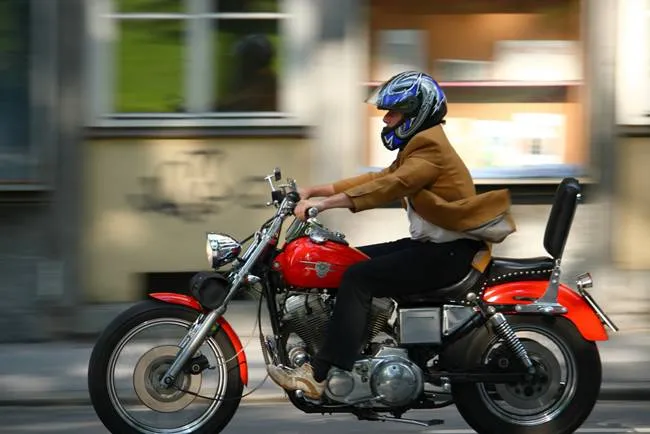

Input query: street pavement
[1,401,650,433]
[0,301,648,405]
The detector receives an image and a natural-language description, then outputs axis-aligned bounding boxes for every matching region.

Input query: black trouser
[312,237,484,378]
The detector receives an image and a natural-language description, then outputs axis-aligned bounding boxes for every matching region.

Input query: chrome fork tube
[160,310,221,388]
[177,315,204,351]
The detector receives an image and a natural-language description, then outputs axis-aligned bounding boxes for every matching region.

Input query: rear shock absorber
[488,312,535,373]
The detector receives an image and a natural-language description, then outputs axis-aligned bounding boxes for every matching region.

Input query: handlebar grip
[307,207,319,219]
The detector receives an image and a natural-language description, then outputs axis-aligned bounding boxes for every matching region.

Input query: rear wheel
[452,315,601,434]
[88,300,243,434]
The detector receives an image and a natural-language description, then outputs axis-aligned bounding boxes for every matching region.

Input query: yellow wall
[82,137,311,303]
[614,136,650,269]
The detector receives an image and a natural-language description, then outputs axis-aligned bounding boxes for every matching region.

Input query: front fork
[158,274,283,388]
[159,308,223,388]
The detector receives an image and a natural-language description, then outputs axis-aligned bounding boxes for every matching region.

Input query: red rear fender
[482,282,609,341]
[149,292,248,385]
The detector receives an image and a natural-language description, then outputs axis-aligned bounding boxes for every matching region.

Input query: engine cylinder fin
[281,294,395,355]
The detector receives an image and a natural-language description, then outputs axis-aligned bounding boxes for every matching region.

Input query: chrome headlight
[205,233,242,268]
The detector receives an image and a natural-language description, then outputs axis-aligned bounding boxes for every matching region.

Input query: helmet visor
[365,83,418,113]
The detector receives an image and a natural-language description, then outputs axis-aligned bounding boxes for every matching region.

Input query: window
[87,0,297,125]
[0,0,58,185]
[616,0,650,124]
[0,0,30,181]
[647,0,650,115]
[367,0,588,180]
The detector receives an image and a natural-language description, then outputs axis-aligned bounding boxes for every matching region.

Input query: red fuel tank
[274,237,369,289]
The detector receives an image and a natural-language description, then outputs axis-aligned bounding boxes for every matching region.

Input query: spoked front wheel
[453,315,602,434]
[88,300,244,434]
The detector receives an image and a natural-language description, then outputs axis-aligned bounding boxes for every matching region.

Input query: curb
[599,383,650,401]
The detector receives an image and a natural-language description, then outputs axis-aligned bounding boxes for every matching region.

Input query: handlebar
[264,169,320,220]
[286,191,300,203]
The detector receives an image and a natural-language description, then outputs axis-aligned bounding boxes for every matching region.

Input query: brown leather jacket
[333,125,516,244]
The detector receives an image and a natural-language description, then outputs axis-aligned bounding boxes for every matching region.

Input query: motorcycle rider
[267,70,516,400]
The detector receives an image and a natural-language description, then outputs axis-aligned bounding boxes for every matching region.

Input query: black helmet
[366,71,447,150]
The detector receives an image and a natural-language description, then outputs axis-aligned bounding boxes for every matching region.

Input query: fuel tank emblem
[314,262,331,278]
[302,261,332,278]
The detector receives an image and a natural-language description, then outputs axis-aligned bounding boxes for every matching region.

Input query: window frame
[647,0,650,118]
[0,0,58,188]
[616,0,650,125]
[84,0,307,128]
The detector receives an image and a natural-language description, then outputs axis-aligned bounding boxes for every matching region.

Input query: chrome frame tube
[240,233,261,263]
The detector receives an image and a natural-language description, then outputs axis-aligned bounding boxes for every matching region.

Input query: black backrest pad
[544,177,581,259]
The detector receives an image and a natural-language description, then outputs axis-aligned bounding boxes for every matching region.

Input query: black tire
[452,315,601,434]
[88,300,243,434]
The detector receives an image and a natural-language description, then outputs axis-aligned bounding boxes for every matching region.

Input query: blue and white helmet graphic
[366,71,447,151]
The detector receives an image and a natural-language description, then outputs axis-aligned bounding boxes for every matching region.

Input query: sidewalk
[0,303,648,405]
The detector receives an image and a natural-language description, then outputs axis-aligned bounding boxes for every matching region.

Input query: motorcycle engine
[280,293,395,367]
[326,347,424,406]
[279,294,423,407]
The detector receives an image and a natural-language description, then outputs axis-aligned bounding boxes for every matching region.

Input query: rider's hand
[294,199,321,221]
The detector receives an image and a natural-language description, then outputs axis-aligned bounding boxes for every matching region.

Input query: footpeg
[357,410,444,427]
[295,390,323,404]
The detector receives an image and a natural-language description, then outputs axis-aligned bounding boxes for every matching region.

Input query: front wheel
[452,315,602,434]
[88,300,244,434]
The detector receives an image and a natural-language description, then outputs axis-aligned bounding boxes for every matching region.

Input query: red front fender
[482,282,609,341]
[149,292,249,385]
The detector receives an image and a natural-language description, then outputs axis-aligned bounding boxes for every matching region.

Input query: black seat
[491,257,554,271]
[394,268,483,305]
[485,257,554,285]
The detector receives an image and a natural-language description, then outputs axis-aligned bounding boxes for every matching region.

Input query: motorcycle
[88,168,618,434]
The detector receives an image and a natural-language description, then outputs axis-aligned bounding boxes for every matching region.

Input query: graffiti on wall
[127,149,271,222]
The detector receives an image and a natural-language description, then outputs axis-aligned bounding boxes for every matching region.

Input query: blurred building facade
[0,0,648,341]
[0,0,84,340]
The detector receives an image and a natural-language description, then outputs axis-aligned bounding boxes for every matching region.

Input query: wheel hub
[133,345,202,412]
[494,341,561,410]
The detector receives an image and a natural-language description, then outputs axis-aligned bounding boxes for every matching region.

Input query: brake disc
[133,345,202,412]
